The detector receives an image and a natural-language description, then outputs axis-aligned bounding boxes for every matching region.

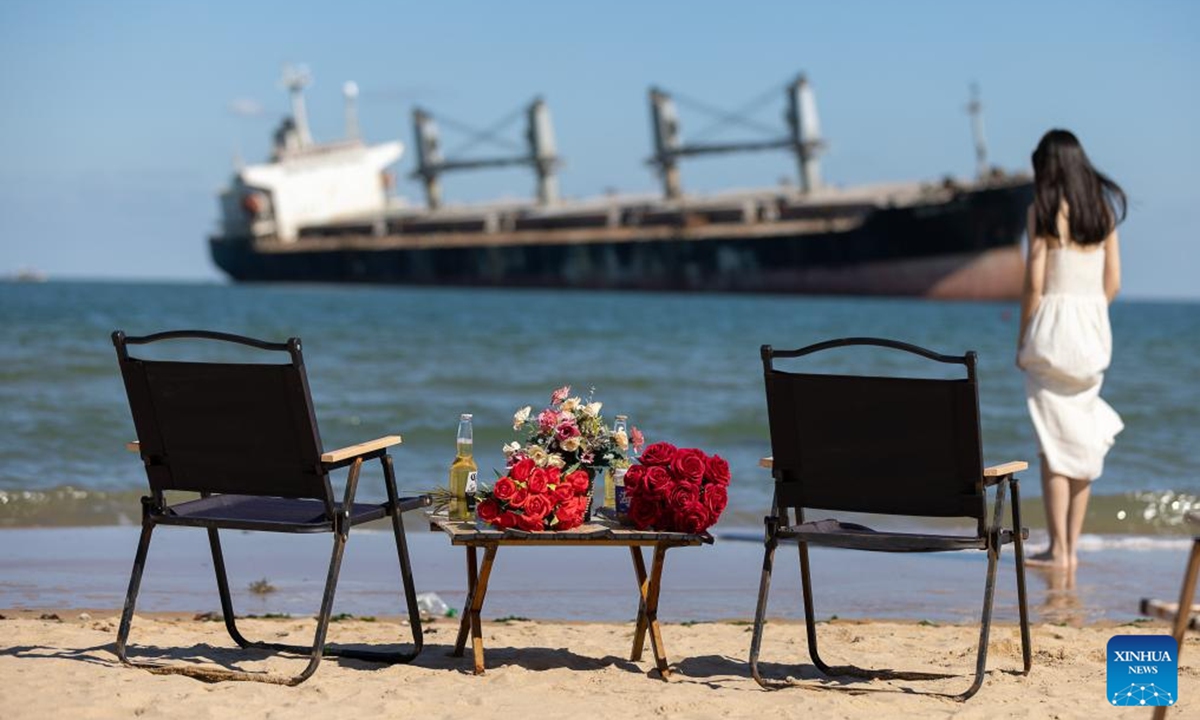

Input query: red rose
[623,464,646,494]
[494,511,517,530]
[667,481,700,512]
[555,499,585,531]
[629,496,662,530]
[545,466,562,486]
[493,476,517,501]
[527,467,549,494]
[552,484,574,505]
[639,442,678,467]
[670,449,707,483]
[567,469,591,494]
[704,454,731,486]
[703,483,728,517]
[508,487,529,509]
[675,500,711,534]
[645,465,674,495]
[523,493,553,522]
[556,513,582,531]
[476,498,501,523]
[516,512,545,532]
[510,457,536,482]
[556,423,581,442]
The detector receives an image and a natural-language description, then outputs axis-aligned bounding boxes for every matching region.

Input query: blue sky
[1,0,1196,298]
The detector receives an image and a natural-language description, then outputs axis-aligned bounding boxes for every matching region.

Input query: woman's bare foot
[1026,549,1071,569]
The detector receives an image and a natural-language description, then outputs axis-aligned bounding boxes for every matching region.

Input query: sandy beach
[1,610,1194,719]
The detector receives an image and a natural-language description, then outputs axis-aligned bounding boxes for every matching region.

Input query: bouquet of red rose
[623,442,730,534]
[475,461,592,532]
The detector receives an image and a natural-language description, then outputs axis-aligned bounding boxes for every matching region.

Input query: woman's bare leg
[1028,456,1072,568]
[1064,478,1092,568]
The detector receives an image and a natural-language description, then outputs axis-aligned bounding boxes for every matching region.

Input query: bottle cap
[460,413,473,421]
[615,414,628,421]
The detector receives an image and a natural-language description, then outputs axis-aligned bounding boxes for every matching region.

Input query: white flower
[561,397,581,413]
[512,405,532,430]
[614,430,628,451]
[546,454,566,469]
[583,401,602,417]
[528,446,549,467]
[502,441,521,457]
[560,435,582,452]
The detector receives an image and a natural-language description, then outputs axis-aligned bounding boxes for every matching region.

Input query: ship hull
[211,183,1032,300]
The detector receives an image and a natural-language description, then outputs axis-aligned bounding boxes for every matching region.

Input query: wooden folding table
[430,514,710,679]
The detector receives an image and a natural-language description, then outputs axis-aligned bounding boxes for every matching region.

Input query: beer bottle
[606,415,629,509]
[448,413,478,521]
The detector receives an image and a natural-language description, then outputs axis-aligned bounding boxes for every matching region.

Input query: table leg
[630,547,649,661]
[468,544,499,675]
[453,545,478,657]
[631,543,671,679]
[644,543,671,678]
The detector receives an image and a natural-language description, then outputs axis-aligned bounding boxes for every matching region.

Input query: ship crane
[649,74,826,199]
[410,98,560,209]
[966,82,989,180]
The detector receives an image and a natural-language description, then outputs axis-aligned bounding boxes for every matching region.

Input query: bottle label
[465,471,478,510]
[614,468,629,514]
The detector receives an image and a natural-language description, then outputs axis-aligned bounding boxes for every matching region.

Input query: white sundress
[1018,245,1124,481]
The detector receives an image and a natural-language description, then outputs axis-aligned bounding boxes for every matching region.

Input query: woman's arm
[1103,230,1121,303]
[1017,205,1047,362]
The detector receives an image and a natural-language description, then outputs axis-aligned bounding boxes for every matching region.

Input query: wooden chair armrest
[126,441,140,453]
[983,461,1028,478]
[760,456,773,469]
[321,435,402,464]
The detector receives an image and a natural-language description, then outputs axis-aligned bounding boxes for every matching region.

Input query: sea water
[1,280,1197,537]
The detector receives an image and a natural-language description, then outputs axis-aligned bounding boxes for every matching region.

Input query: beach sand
[1,610,1195,719]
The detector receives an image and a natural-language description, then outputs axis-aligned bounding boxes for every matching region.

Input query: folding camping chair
[749,337,1032,700]
[112,329,429,685]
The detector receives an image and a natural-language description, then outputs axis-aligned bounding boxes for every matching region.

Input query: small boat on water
[210,68,1031,299]
[10,267,48,283]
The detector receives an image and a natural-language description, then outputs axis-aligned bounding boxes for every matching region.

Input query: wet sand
[0,526,1191,626]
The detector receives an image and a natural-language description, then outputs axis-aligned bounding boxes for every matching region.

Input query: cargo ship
[210,68,1032,299]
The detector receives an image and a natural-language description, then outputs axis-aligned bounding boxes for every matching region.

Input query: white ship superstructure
[218,66,401,244]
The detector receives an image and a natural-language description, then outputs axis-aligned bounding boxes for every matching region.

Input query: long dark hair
[1031,129,1126,245]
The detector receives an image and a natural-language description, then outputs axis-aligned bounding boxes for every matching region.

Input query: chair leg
[1010,479,1032,674]
[381,453,424,661]
[287,532,348,685]
[386,498,424,660]
[957,539,1002,702]
[797,539,834,676]
[749,532,784,689]
[207,527,252,648]
[114,521,155,664]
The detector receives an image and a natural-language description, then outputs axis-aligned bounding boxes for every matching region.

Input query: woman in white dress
[1017,129,1125,570]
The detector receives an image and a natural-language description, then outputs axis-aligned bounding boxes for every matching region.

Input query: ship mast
[282,64,313,147]
[787,75,824,194]
[343,81,361,141]
[647,73,826,199]
[967,82,989,180]
[410,98,561,209]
